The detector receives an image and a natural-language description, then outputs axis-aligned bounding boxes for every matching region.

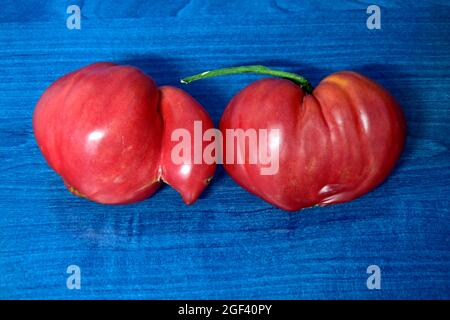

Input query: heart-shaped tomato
[183,66,406,211]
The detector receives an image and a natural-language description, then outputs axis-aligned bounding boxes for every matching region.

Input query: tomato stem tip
[181,65,313,93]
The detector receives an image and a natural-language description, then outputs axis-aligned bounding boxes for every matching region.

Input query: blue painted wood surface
[0,0,449,299]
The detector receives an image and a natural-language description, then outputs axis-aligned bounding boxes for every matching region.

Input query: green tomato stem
[181,65,313,93]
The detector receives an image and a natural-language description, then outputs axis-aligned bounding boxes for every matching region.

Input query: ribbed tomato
[219,71,406,210]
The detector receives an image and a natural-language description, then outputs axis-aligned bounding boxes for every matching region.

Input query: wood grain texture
[0,0,449,299]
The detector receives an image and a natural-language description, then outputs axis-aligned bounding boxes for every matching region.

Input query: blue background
[0,0,449,299]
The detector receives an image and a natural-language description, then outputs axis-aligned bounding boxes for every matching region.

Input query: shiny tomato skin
[34,63,215,204]
[159,85,216,204]
[219,72,406,211]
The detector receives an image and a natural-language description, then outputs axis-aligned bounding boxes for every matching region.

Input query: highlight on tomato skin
[33,62,216,205]
[182,66,406,211]
[158,85,216,205]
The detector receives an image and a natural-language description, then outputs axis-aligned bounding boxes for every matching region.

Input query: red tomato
[219,71,406,211]
[33,62,215,204]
